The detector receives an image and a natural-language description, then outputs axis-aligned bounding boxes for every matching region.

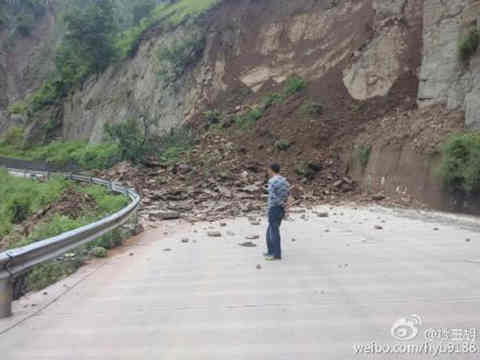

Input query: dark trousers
[266,206,285,259]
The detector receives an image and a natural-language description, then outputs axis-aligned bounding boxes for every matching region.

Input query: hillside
[2,0,480,213]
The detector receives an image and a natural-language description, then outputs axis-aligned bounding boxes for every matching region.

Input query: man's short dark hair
[270,163,281,173]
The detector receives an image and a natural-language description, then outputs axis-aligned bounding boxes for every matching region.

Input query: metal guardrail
[0,168,141,319]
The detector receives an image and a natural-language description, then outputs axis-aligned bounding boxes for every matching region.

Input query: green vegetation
[0,170,130,293]
[439,132,480,193]
[275,140,291,151]
[235,108,264,129]
[90,246,108,258]
[459,29,480,62]
[105,117,195,164]
[0,170,69,238]
[262,75,307,110]
[354,144,372,169]
[0,131,121,170]
[156,34,206,81]
[299,100,323,117]
[203,110,223,125]
[117,0,220,57]
[0,0,47,40]
[26,256,84,292]
[283,74,307,97]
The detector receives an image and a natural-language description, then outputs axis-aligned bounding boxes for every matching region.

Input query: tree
[133,0,155,26]
[58,0,117,78]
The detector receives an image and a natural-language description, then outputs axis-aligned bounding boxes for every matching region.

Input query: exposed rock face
[1,0,480,139]
[418,0,480,128]
[0,5,56,114]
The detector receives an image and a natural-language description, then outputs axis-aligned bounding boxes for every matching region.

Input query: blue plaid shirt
[268,175,290,210]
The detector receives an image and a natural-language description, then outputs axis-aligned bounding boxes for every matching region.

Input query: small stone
[291,238,297,242]
[207,231,222,237]
[238,241,257,247]
[181,238,189,243]
[129,253,134,256]
[317,212,329,218]
[163,248,172,252]
[43,292,48,295]
[250,221,261,226]
[256,264,262,270]
[220,222,227,227]
[372,193,386,201]
[246,235,260,240]
[433,227,439,231]
[466,238,471,242]
[325,229,330,233]
[374,225,383,230]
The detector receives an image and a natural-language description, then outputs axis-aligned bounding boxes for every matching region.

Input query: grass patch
[0,138,121,170]
[0,170,69,239]
[0,170,130,294]
[459,29,480,63]
[439,132,480,193]
[235,108,264,129]
[261,75,307,110]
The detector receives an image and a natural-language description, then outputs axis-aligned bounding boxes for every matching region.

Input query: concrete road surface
[2,205,480,359]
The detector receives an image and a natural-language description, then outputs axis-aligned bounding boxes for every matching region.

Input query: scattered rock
[220,222,227,227]
[466,238,471,242]
[163,248,172,252]
[239,241,257,247]
[149,210,180,220]
[316,212,329,218]
[433,227,439,231]
[246,235,260,240]
[181,238,190,243]
[372,193,386,201]
[291,238,297,242]
[374,225,383,230]
[129,253,134,256]
[256,264,262,270]
[207,231,222,238]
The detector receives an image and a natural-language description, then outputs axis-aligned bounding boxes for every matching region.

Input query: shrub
[354,145,372,169]
[90,246,108,258]
[0,126,24,148]
[439,132,480,193]
[275,140,291,151]
[203,110,222,125]
[299,101,323,117]
[235,108,264,129]
[283,74,307,97]
[156,127,196,164]
[262,93,283,109]
[26,256,84,292]
[7,194,32,224]
[7,101,29,115]
[459,29,480,62]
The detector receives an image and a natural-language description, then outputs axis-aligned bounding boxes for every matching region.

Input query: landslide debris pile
[99,131,363,228]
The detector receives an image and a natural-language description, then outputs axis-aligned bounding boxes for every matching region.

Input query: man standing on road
[265,163,290,261]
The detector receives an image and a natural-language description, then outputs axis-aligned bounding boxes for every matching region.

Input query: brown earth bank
[3,0,480,218]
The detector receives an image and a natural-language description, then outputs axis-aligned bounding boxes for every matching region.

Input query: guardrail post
[0,277,13,318]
